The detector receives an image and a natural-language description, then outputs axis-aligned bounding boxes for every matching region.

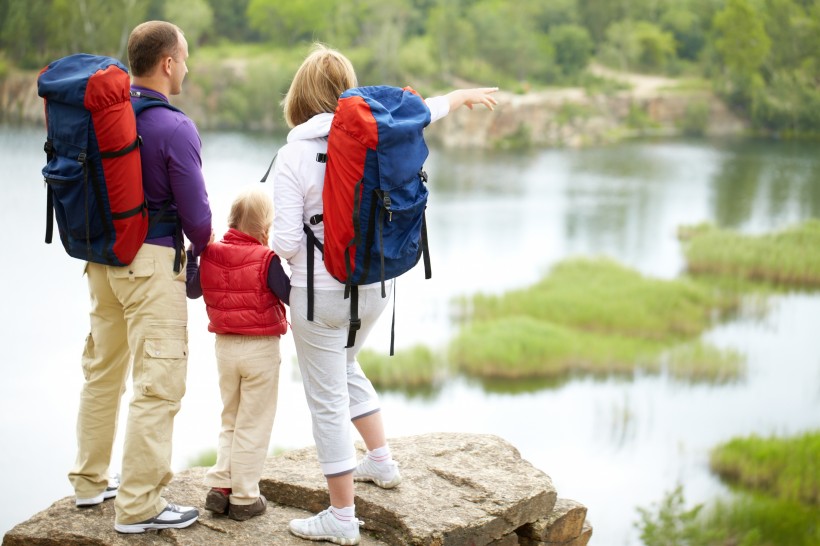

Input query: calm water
[1,125,818,544]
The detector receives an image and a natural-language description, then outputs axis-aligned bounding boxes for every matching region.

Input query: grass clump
[663,342,745,384]
[358,345,439,391]
[451,258,744,383]
[710,430,820,505]
[450,315,662,378]
[679,220,820,287]
[467,258,733,341]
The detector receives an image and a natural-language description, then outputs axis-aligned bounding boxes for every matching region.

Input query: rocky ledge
[2,433,592,546]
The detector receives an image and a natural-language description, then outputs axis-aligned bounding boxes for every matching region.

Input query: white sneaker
[289,508,362,545]
[114,503,199,533]
[353,456,402,489]
[76,475,120,507]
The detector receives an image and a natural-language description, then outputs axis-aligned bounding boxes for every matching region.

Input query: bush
[678,100,711,136]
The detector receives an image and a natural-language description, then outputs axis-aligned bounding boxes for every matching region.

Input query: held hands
[447,87,499,112]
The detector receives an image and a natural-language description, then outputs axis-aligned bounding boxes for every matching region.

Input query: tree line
[1,0,818,134]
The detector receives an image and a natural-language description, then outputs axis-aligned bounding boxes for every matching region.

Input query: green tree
[206,0,258,43]
[660,7,705,61]
[712,0,771,103]
[577,0,628,42]
[246,0,332,44]
[427,0,476,82]
[466,0,555,84]
[635,21,677,71]
[0,0,149,67]
[762,0,813,70]
[529,0,580,32]
[165,0,214,48]
[550,24,593,76]
[599,20,642,71]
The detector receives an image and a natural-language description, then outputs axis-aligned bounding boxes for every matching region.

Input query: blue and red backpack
[303,85,433,351]
[37,54,180,268]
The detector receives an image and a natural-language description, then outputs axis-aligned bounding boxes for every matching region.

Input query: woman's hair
[127,21,182,77]
[228,187,274,245]
[283,43,357,128]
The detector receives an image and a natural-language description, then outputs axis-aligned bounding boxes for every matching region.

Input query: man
[68,20,213,534]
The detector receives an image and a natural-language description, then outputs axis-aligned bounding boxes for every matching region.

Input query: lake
[1,125,818,544]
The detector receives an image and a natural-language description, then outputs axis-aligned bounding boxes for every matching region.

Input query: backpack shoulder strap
[131,91,183,116]
[131,91,184,272]
[302,224,324,321]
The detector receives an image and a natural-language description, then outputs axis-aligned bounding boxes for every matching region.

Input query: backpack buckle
[77,151,87,164]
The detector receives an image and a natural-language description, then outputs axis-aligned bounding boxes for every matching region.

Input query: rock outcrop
[2,433,592,546]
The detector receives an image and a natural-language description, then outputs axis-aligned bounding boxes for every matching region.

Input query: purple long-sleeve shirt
[131,86,212,257]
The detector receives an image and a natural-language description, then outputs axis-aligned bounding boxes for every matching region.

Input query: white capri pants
[290,283,391,477]
[290,281,393,478]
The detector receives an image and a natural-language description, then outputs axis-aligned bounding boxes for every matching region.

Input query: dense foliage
[1,0,818,132]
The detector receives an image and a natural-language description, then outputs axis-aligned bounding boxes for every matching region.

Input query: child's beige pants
[204,334,281,505]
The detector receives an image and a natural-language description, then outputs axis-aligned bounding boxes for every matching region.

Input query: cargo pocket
[141,333,188,402]
[110,257,154,282]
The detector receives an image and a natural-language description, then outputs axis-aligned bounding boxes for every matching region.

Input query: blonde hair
[283,43,358,128]
[227,187,274,245]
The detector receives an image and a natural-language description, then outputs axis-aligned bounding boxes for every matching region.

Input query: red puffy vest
[200,229,287,336]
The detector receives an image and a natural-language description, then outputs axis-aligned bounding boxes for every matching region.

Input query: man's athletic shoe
[288,508,362,545]
[114,503,199,533]
[75,475,120,507]
[353,457,402,489]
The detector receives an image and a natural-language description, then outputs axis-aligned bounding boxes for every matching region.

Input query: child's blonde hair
[228,187,274,245]
[283,43,358,128]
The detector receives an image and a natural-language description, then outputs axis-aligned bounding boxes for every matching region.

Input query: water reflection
[711,139,820,230]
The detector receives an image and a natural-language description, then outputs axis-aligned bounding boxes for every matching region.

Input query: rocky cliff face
[3,66,745,149]
[2,433,592,546]
[427,87,747,150]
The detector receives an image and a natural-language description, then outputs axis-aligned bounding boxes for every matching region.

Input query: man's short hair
[127,21,182,77]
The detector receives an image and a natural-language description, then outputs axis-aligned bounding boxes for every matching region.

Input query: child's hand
[448,87,499,112]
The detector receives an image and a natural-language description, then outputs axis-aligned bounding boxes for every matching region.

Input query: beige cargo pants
[68,244,188,525]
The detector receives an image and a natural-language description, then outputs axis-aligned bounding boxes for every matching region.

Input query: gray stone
[1,467,388,546]
[517,498,588,543]
[518,521,593,546]
[3,433,560,546]
[263,433,557,546]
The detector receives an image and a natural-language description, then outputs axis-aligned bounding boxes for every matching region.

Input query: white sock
[330,505,356,522]
[368,445,392,463]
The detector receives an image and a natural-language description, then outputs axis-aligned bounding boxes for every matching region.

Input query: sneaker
[353,456,402,489]
[288,508,362,545]
[114,503,199,534]
[205,487,230,515]
[229,495,267,521]
[76,475,120,507]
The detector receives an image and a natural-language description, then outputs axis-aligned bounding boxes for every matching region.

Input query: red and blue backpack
[37,54,181,268]
[303,85,433,351]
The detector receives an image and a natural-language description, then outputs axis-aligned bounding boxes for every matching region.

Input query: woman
[272,43,497,545]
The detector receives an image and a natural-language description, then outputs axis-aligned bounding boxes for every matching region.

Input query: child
[271,43,497,544]
[187,186,290,521]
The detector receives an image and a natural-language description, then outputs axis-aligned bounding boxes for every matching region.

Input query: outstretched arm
[445,87,499,112]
